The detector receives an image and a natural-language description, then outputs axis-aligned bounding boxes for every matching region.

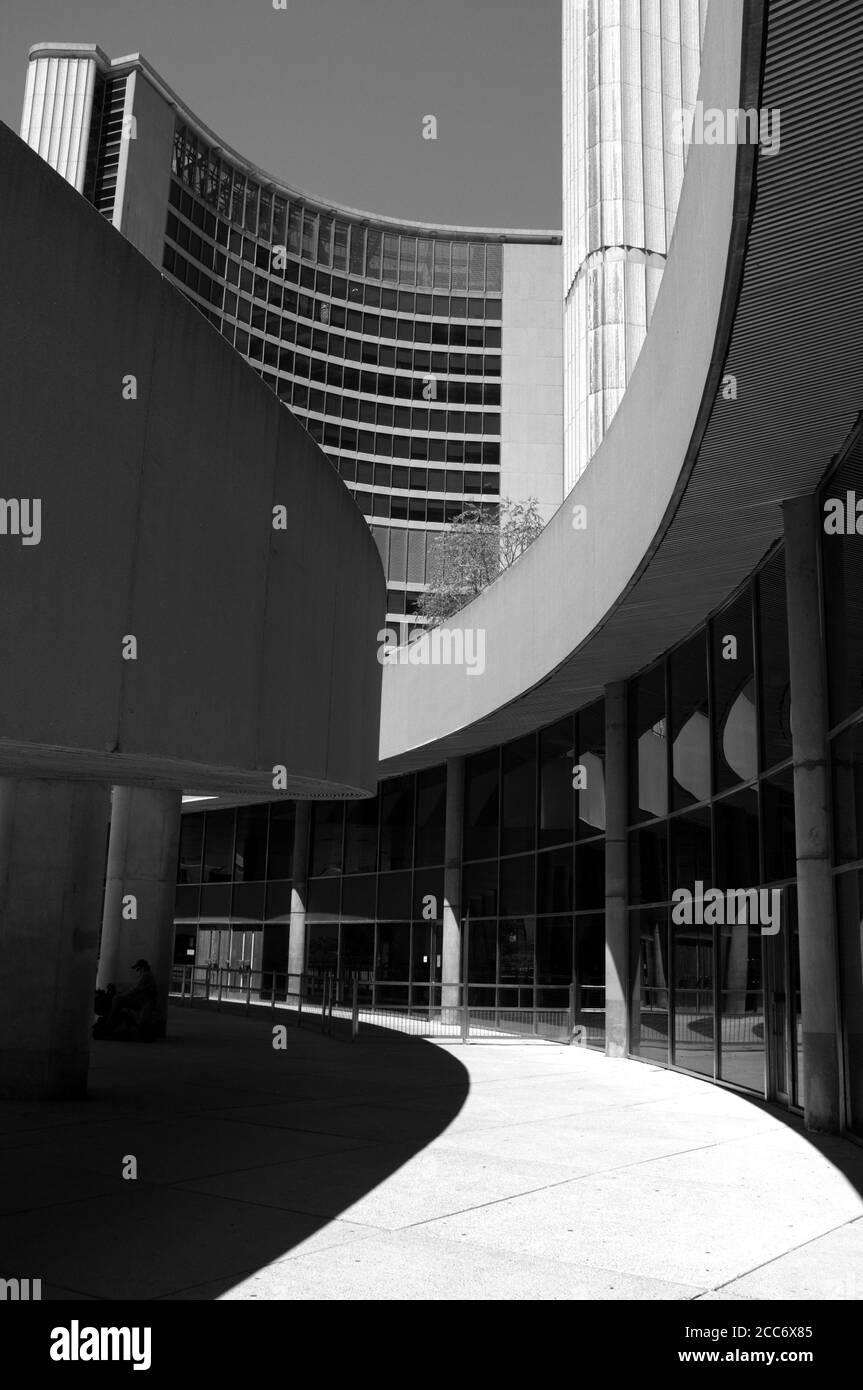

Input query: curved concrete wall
[380,0,745,766]
[0,122,384,797]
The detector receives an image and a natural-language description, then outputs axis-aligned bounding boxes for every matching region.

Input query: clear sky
[0,0,562,230]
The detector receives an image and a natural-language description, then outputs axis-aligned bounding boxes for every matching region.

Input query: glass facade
[824,433,863,1137]
[174,549,812,1102]
[163,122,518,640]
[627,550,800,1103]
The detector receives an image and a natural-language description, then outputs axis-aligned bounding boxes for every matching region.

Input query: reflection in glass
[758,552,793,771]
[539,716,574,848]
[310,803,343,877]
[344,795,378,874]
[711,593,756,791]
[673,923,714,1077]
[537,846,573,914]
[629,908,669,1063]
[577,700,606,835]
[762,769,796,882]
[670,631,710,808]
[831,721,863,866]
[715,788,759,889]
[464,748,499,861]
[629,823,668,904]
[501,735,536,855]
[718,919,764,1092]
[203,810,234,882]
[669,807,711,888]
[499,917,535,1006]
[630,664,667,821]
[575,913,605,1044]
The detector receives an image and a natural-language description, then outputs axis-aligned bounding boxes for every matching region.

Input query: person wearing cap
[102,959,159,1038]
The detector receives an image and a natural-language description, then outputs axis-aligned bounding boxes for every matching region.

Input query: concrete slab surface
[0,1006,861,1300]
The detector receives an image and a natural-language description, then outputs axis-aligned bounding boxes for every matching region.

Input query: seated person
[100,959,159,1039]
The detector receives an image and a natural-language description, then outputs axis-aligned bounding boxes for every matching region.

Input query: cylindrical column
[783,495,842,1133]
[604,682,629,1057]
[288,801,311,995]
[441,757,464,1014]
[0,777,111,1098]
[97,786,182,1037]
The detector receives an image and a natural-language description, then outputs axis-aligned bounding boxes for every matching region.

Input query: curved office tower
[20,45,563,641]
[562,0,707,488]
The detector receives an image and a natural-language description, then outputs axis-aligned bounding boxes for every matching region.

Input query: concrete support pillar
[97,786,182,1037]
[442,758,464,1012]
[288,801,311,992]
[783,495,842,1133]
[0,777,110,1098]
[604,682,629,1057]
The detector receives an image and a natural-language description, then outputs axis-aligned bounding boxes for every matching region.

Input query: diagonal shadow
[0,1007,471,1300]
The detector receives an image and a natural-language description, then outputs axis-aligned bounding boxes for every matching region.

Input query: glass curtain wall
[627,550,799,1101]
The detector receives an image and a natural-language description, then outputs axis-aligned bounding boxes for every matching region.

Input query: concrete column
[604,682,629,1057]
[442,758,464,1013]
[288,801,311,993]
[783,495,842,1133]
[0,777,110,1099]
[97,786,182,1037]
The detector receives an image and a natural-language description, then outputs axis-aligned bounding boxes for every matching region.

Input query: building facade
[562,0,706,487]
[20,44,563,639]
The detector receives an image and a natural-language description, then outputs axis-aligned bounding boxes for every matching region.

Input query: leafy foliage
[417,498,544,625]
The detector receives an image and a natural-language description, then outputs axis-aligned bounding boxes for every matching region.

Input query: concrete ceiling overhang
[378,0,863,777]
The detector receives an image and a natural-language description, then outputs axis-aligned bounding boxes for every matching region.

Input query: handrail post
[246,968,252,1017]
[568,981,576,1043]
[352,974,359,1040]
[217,967,224,1012]
[461,982,469,1045]
[297,973,303,1028]
[271,970,277,1014]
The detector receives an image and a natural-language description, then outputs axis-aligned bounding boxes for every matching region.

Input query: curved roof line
[27,42,562,245]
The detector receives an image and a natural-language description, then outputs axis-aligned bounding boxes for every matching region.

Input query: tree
[417,497,544,625]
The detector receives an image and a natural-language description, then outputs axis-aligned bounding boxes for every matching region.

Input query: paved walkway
[1,1008,861,1300]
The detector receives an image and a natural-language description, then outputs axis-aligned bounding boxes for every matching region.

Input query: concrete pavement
[0,1007,861,1300]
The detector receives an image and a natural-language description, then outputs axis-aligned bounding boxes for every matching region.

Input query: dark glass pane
[669,630,710,808]
[629,907,669,1063]
[413,866,444,923]
[463,859,497,918]
[341,922,374,976]
[415,765,447,866]
[836,869,863,1136]
[340,874,376,922]
[714,787,759,889]
[672,921,714,1077]
[377,922,410,980]
[267,801,295,880]
[575,912,605,1043]
[831,719,863,866]
[467,919,496,984]
[234,804,268,881]
[310,802,343,876]
[264,879,293,924]
[669,806,712,890]
[629,823,668,905]
[174,884,199,920]
[199,882,231,921]
[822,441,863,728]
[203,809,235,882]
[537,846,573,914]
[538,715,574,848]
[762,768,797,881]
[576,700,606,837]
[711,591,756,792]
[231,881,265,923]
[178,814,204,882]
[377,870,412,920]
[499,854,535,917]
[344,794,378,874]
[629,664,668,822]
[498,919,535,996]
[307,877,339,918]
[536,915,573,994]
[757,552,793,770]
[379,776,414,870]
[575,839,604,910]
[500,735,536,855]
[717,917,764,1092]
[464,748,499,861]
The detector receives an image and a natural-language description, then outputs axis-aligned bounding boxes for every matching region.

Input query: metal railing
[169,966,606,1046]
